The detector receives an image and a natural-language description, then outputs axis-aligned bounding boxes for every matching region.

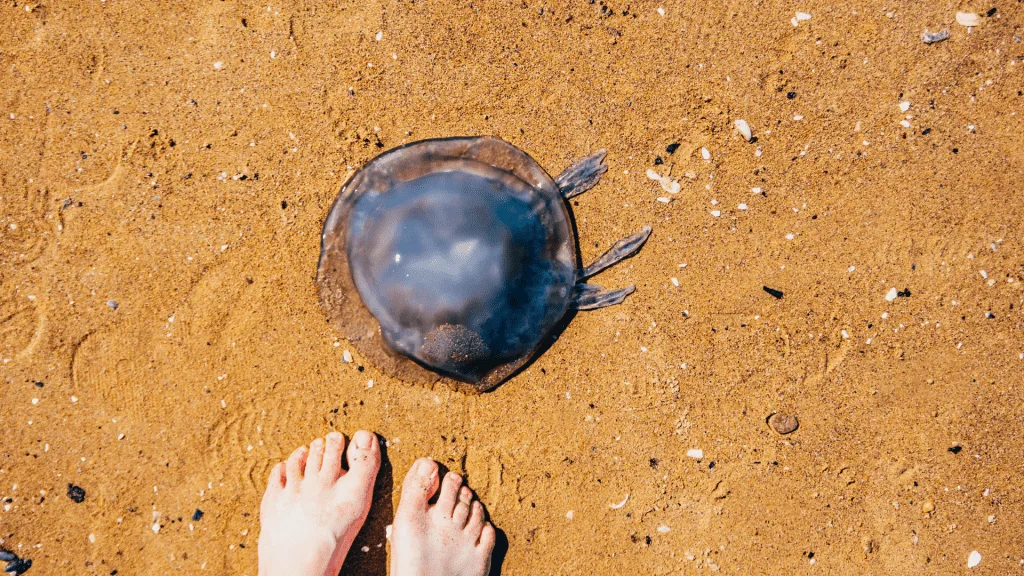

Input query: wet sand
[1,1,1022,574]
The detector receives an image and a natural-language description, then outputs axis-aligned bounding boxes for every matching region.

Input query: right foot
[390,458,496,576]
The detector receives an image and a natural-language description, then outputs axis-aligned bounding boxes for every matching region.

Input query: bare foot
[258,430,381,576]
[390,458,496,576]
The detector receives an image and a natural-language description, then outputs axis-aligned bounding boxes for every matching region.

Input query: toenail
[327,431,342,441]
[415,459,435,476]
[353,430,373,449]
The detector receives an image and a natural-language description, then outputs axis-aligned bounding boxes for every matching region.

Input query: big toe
[336,430,380,497]
[347,430,381,478]
[397,458,439,516]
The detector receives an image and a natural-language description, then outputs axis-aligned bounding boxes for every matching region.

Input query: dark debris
[67,484,86,503]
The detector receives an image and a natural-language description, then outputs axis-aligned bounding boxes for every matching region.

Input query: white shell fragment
[956,12,981,27]
[899,101,911,112]
[609,494,630,509]
[734,119,752,141]
[646,168,680,194]
[686,448,704,459]
[921,29,950,44]
[885,287,898,302]
[795,11,812,21]
[701,147,711,161]
[967,550,981,568]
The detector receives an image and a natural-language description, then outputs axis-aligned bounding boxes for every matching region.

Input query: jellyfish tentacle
[571,283,636,310]
[555,149,608,198]
[579,226,652,280]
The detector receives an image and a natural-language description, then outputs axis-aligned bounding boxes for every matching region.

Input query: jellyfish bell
[317,136,650,392]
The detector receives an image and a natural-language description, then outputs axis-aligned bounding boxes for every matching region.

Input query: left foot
[258,430,381,576]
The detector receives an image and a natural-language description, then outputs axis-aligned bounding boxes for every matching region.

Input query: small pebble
[768,412,799,434]
[686,448,704,459]
[899,101,911,112]
[885,287,898,302]
[734,119,752,141]
[710,210,721,218]
[922,29,950,44]
[762,286,784,299]
[700,147,711,161]
[193,509,204,521]
[106,300,119,310]
[967,550,981,568]
[737,203,748,210]
[956,12,981,27]
[342,350,353,363]
[67,483,86,503]
[922,501,934,513]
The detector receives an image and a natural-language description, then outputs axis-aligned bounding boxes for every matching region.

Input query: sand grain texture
[1,1,1022,574]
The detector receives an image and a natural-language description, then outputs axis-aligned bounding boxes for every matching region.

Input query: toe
[285,445,308,486]
[305,437,325,477]
[435,471,463,517]
[260,462,286,513]
[479,522,497,550]
[344,430,381,484]
[397,458,439,515]
[266,461,286,491]
[466,500,485,537]
[321,431,345,480]
[452,486,472,527]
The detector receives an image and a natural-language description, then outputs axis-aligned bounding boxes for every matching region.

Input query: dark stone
[787,91,797,99]
[762,286,784,299]
[948,445,962,454]
[67,484,86,503]
[665,142,680,154]
[193,509,204,521]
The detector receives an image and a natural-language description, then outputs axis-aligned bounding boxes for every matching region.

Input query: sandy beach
[1,1,1022,573]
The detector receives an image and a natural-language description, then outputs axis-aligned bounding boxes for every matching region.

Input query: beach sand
[1,1,1022,573]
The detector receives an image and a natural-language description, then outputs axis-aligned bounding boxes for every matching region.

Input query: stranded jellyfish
[317,136,651,392]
